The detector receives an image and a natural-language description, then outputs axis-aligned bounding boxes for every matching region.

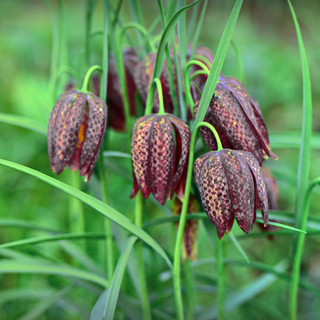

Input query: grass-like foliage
[0,0,319,319]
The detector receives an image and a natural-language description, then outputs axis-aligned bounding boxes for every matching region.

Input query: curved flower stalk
[47,66,107,182]
[193,79,278,165]
[134,52,179,114]
[130,113,190,205]
[194,149,269,239]
[173,194,200,261]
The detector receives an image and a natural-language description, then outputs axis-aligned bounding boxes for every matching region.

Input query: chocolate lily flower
[193,79,277,165]
[48,90,107,182]
[134,52,178,114]
[194,149,269,239]
[130,114,190,205]
[173,194,200,261]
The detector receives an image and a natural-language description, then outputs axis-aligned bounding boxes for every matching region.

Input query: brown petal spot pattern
[237,151,269,226]
[148,116,176,205]
[194,152,232,239]
[130,115,154,199]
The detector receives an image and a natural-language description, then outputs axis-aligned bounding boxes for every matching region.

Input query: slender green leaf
[270,133,320,149]
[0,113,47,134]
[187,1,200,42]
[198,261,287,320]
[229,231,249,263]
[0,218,61,233]
[0,232,106,250]
[17,286,73,320]
[194,0,243,127]
[0,159,172,268]
[287,1,313,316]
[103,151,131,158]
[104,237,138,320]
[230,39,243,82]
[91,289,110,320]
[0,260,109,287]
[145,0,201,115]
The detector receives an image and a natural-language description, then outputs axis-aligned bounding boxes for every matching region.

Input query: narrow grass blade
[145,0,201,115]
[0,219,61,233]
[16,286,73,320]
[270,132,320,149]
[287,2,313,314]
[0,260,109,287]
[198,261,287,320]
[230,39,243,82]
[194,0,243,127]
[187,1,200,43]
[0,113,47,134]
[0,159,172,268]
[228,231,249,263]
[91,289,110,320]
[104,237,138,320]
[0,232,106,250]
[103,151,131,158]
[255,219,306,234]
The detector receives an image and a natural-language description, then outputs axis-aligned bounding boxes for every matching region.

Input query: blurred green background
[0,0,319,319]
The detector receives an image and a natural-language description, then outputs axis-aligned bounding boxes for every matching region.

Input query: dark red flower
[134,52,178,114]
[173,194,200,261]
[47,90,107,182]
[193,79,277,165]
[194,149,269,239]
[130,114,190,205]
[107,48,138,131]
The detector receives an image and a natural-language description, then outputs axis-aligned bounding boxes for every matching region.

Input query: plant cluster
[0,0,318,320]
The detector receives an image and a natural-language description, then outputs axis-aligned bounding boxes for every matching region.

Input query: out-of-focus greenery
[0,0,319,319]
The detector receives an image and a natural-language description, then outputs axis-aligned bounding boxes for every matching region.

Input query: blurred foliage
[0,0,319,319]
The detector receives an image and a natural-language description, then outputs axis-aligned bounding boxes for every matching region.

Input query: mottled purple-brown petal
[148,116,176,205]
[237,150,269,226]
[219,149,251,234]
[79,93,107,180]
[195,152,232,239]
[233,151,255,232]
[193,152,213,186]
[47,92,73,171]
[259,167,278,211]
[168,114,190,199]
[53,91,87,175]
[130,115,155,199]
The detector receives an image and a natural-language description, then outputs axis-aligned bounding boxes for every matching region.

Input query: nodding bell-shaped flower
[193,79,278,165]
[194,149,269,239]
[134,52,178,114]
[47,90,107,182]
[130,114,190,205]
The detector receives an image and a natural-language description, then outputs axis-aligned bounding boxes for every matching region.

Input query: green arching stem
[194,54,213,69]
[120,22,156,52]
[135,192,152,320]
[81,65,102,92]
[154,78,165,115]
[191,83,203,98]
[190,70,208,81]
[173,122,223,320]
[184,60,210,114]
[290,178,320,318]
[230,39,243,83]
